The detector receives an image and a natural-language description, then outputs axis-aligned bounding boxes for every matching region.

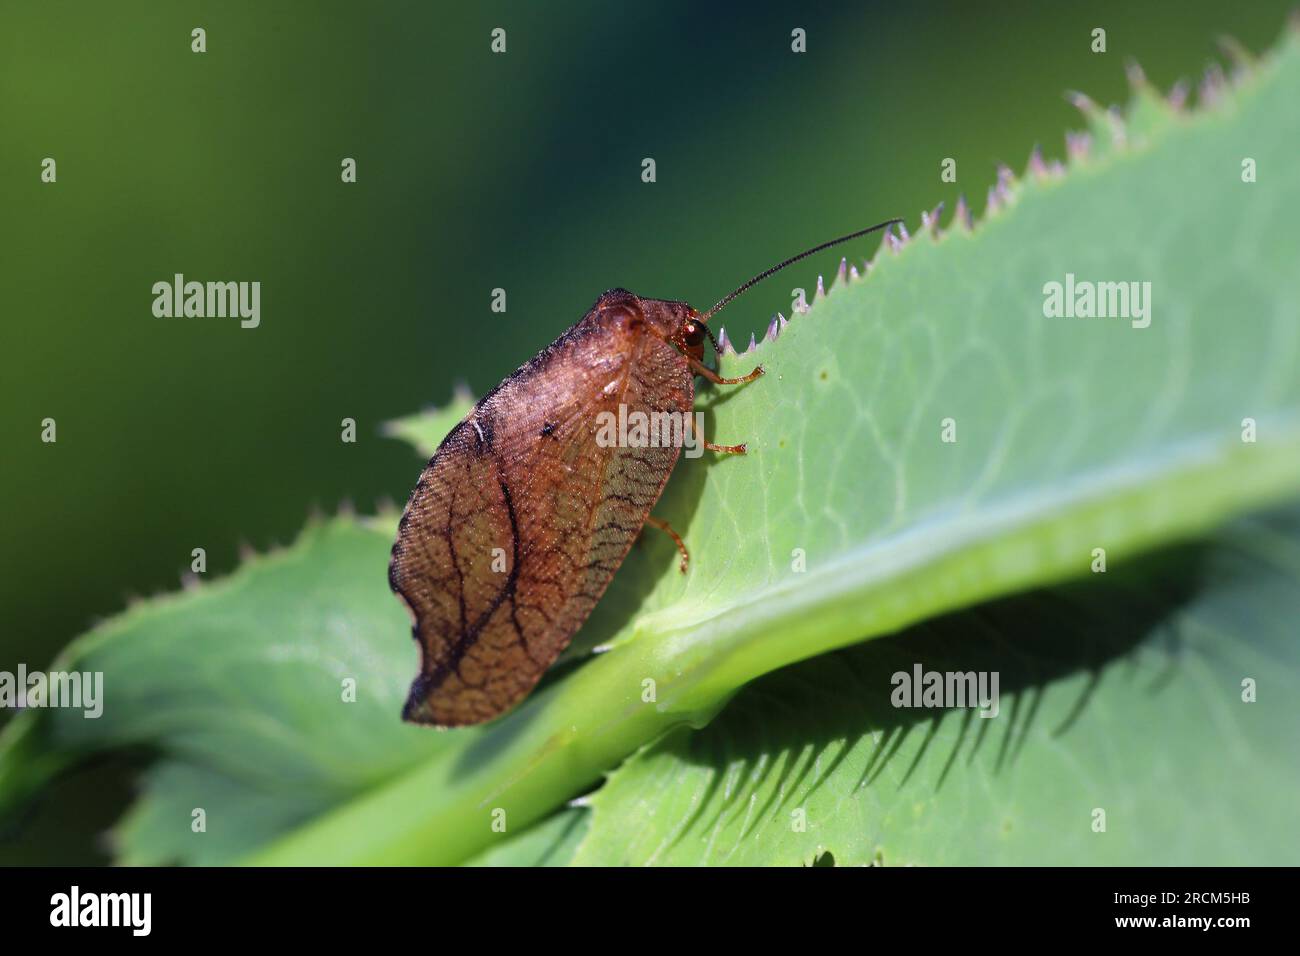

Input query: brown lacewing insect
[390,218,901,726]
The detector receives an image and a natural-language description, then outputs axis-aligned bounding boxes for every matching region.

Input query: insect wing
[390,330,692,726]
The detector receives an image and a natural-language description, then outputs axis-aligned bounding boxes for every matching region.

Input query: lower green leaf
[462,807,590,867]
[572,504,1300,865]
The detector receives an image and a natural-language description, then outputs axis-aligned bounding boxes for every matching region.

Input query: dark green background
[1,1,1292,863]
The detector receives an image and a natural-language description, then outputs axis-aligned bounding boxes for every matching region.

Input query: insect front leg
[688,354,764,386]
[683,411,747,456]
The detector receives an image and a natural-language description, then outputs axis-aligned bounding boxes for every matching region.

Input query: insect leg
[643,515,690,573]
[688,354,764,386]
[684,413,747,456]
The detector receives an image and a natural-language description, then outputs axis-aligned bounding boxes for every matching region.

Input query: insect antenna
[700,218,903,322]
[693,317,730,373]
[695,318,721,354]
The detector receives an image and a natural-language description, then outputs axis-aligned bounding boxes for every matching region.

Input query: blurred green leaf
[2,33,1298,865]
[461,807,589,867]
[381,387,476,458]
[0,516,447,864]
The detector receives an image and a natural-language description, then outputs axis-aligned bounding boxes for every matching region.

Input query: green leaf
[461,807,590,867]
[245,36,1300,865]
[0,516,450,864]
[571,504,1300,865]
[380,386,476,458]
[3,33,1298,865]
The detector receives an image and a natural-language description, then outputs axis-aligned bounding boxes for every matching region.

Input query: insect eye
[684,321,707,347]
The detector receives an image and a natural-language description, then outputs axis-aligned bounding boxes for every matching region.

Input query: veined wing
[390,323,693,726]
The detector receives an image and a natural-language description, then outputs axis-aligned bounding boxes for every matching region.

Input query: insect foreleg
[682,412,747,456]
[687,354,764,386]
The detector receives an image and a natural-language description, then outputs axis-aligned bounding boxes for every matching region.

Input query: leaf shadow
[660,534,1216,827]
